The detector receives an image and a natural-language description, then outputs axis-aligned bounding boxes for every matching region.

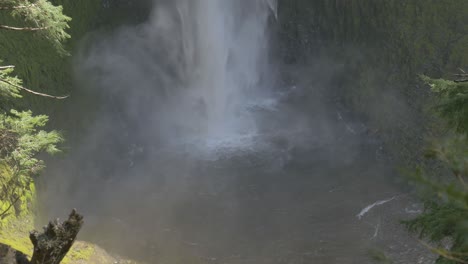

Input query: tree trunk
[29,209,84,264]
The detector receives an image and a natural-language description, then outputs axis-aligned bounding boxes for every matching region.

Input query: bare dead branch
[0,195,20,219]
[0,175,21,220]
[419,240,468,264]
[0,78,69,99]
[0,66,15,70]
[455,171,467,188]
[0,24,47,31]
[0,4,34,10]
[452,69,468,83]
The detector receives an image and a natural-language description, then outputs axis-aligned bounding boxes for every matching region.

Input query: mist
[39,1,426,263]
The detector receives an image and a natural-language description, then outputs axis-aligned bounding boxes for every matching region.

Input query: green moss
[0,162,36,225]
[62,241,96,264]
[0,215,96,263]
[0,214,134,264]
[0,215,34,257]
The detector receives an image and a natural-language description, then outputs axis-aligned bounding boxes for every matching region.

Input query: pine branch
[0,78,69,99]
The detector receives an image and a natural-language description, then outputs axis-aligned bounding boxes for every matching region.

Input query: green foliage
[0,0,102,224]
[421,75,468,135]
[0,63,21,99]
[406,201,468,243]
[1,0,71,55]
[0,110,62,220]
[0,0,72,109]
[0,110,62,174]
[425,135,468,178]
[405,75,468,263]
[0,0,100,113]
[0,0,78,223]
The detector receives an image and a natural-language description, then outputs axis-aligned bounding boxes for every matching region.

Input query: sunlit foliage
[0,0,71,221]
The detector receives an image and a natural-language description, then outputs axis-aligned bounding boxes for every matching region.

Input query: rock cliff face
[276,0,468,162]
[3,1,467,157]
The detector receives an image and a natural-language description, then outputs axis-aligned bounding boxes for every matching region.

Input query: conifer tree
[0,0,70,219]
[405,71,468,264]
[0,0,71,100]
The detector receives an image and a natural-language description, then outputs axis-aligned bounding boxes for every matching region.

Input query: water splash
[80,0,278,157]
[156,0,276,145]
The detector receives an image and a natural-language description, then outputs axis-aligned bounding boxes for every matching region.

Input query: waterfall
[79,0,277,155]
[149,0,277,141]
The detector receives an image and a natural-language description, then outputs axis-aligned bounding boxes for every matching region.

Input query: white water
[154,0,277,148]
[77,0,281,163]
[81,1,278,155]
